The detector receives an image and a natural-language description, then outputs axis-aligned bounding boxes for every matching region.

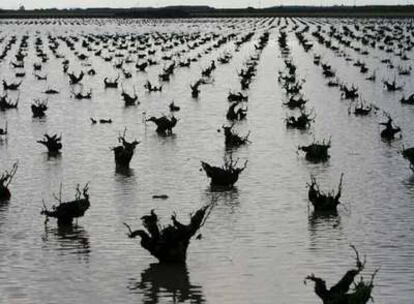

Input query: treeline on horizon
[0,5,414,18]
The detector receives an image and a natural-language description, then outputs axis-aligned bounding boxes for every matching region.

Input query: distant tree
[18,5,25,11]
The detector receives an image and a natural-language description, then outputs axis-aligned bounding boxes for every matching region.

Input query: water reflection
[115,166,135,178]
[0,136,7,146]
[402,174,414,199]
[381,136,402,147]
[204,186,239,206]
[42,224,90,262]
[45,152,62,162]
[208,185,239,194]
[128,263,205,304]
[404,173,414,186]
[0,200,9,212]
[0,200,9,232]
[158,133,177,140]
[308,211,341,228]
[308,212,343,248]
[31,117,47,124]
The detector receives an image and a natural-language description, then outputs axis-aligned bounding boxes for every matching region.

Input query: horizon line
[2,4,414,10]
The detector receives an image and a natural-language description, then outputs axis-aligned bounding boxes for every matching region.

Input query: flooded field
[0,17,414,304]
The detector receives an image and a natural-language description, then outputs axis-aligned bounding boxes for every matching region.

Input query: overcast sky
[1,0,413,10]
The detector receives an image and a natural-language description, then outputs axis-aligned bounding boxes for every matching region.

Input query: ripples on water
[128,263,205,304]
[0,17,413,304]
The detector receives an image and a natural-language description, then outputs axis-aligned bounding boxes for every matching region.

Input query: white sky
[1,0,413,10]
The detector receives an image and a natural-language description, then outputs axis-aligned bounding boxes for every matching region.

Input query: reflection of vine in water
[308,212,343,247]
[128,263,205,304]
[45,151,62,162]
[403,174,414,193]
[307,189,350,250]
[0,124,7,145]
[0,137,7,146]
[203,188,240,212]
[114,166,137,198]
[42,224,90,263]
[0,200,9,213]
[0,200,10,233]
[115,166,135,178]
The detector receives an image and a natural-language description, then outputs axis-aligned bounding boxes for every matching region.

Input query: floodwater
[0,17,413,304]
